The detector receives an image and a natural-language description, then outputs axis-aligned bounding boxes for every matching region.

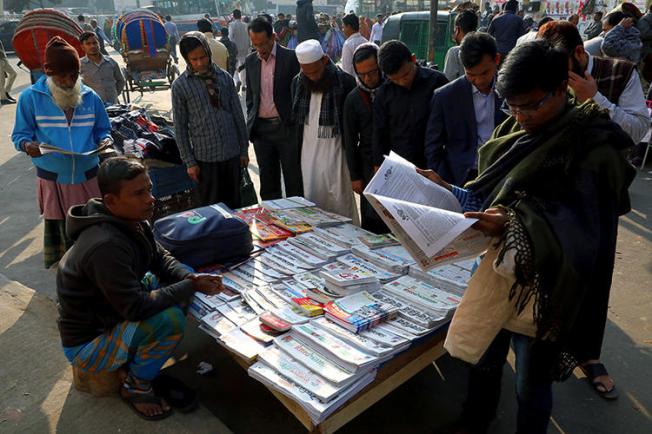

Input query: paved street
[0,49,650,433]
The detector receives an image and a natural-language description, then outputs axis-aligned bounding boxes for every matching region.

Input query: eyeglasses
[500,92,553,117]
[357,68,379,78]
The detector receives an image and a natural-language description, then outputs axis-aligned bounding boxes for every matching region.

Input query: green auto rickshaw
[381,11,457,69]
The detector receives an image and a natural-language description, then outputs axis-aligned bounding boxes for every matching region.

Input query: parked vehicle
[381,11,456,69]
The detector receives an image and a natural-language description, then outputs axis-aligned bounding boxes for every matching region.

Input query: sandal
[120,386,174,421]
[580,362,619,400]
[152,375,199,413]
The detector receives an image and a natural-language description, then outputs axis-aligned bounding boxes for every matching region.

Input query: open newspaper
[363,152,489,271]
[39,142,110,156]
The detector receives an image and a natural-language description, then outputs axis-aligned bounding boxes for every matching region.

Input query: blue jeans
[462,329,553,434]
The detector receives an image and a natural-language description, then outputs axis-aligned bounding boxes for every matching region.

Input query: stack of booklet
[323,291,398,333]
[382,276,461,319]
[319,262,381,296]
[235,207,293,243]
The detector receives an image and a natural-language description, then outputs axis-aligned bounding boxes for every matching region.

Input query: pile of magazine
[323,291,398,333]
[320,262,381,296]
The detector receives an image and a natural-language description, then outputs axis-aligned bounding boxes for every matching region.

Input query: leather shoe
[1,98,16,105]
[6,95,16,103]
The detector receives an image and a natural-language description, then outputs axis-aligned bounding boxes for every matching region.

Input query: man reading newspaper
[369,41,635,434]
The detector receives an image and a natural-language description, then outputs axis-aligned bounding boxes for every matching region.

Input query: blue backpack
[153,204,253,267]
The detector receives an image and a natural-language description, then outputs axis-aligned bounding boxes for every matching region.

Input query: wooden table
[229,326,449,434]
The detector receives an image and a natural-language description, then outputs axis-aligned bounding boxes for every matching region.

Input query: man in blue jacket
[425,32,506,185]
[488,0,527,57]
[12,36,113,268]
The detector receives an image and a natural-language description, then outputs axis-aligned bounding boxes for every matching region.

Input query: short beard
[302,72,333,93]
[46,77,82,110]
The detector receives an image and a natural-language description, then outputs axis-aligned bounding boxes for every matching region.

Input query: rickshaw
[12,9,84,84]
[114,10,178,102]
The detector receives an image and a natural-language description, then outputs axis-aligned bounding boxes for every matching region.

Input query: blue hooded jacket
[12,75,112,184]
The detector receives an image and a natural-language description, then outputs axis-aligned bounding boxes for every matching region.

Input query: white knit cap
[295,39,324,64]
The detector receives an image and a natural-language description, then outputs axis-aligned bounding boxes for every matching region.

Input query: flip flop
[120,387,174,421]
[152,374,199,413]
[581,362,619,400]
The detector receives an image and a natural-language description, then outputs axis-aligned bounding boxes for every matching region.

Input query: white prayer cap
[296,39,324,64]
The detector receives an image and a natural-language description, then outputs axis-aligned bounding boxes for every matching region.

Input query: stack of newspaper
[287,233,348,261]
[408,263,473,297]
[323,291,398,333]
[261,196,316,210]
[313,223,373,249]
[351,244,414,274]
[320,262,381,296]
[358,233,399,249]
[335,253,402,283]
[382,276,461,319]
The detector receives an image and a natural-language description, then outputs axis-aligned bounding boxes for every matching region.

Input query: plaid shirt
[172,65,248,167]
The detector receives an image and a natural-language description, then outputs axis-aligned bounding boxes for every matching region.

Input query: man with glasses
[373,40,448,169]
[245,17,301,200]
[419,40,635,434]
[425,32,506,186]
[343,43,388,233]
[171,32,249,208]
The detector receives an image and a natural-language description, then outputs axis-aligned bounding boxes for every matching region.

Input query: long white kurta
[301,92,360,224]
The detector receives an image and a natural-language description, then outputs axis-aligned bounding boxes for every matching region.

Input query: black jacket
[343,87,375,181]
[425,76,506,185]
[245,44,300,137]
[56,199,194,347]
[372,66,448,167]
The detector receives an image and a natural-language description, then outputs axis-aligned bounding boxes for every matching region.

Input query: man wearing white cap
[291,39,358,221]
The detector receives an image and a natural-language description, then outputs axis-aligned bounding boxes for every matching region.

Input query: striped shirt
[172,65,248,167]
[451,185,483,212]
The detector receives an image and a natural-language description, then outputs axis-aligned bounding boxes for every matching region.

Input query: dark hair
[537,20,583,57]
[604,11,626,27]
[595,11,604,19]
[455,10,478,34]
[79,31,98,44]
[537,16,554,28]
[197,18,213,33]
[165,15,171,21]
[342,13,360,31]
[98,157,147,197]
[233,9,242,19]
[259,13,273,24]
[278,13,285,18]
[460,32,497,68]
[249,17,273,37]
[353,44,379,66]
[204,13,211,19]
[221,26,229,37]
[77,14,85,22]
[378,40,412,75]
[505,0,518,13]
[90,19,98,27]
[496,40,568,99]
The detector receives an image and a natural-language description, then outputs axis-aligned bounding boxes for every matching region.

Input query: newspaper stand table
[227,323,448,434]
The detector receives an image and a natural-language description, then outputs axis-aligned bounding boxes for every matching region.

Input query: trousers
[462,329,553,434]
[252,118,302,200]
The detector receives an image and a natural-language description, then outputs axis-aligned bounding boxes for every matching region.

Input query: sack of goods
[154,203,253,267]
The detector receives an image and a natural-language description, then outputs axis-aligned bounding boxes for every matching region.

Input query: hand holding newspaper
[38,139,113,157]
[363,152,489,270]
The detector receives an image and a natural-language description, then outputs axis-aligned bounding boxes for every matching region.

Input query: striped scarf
[293,62,346,138]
